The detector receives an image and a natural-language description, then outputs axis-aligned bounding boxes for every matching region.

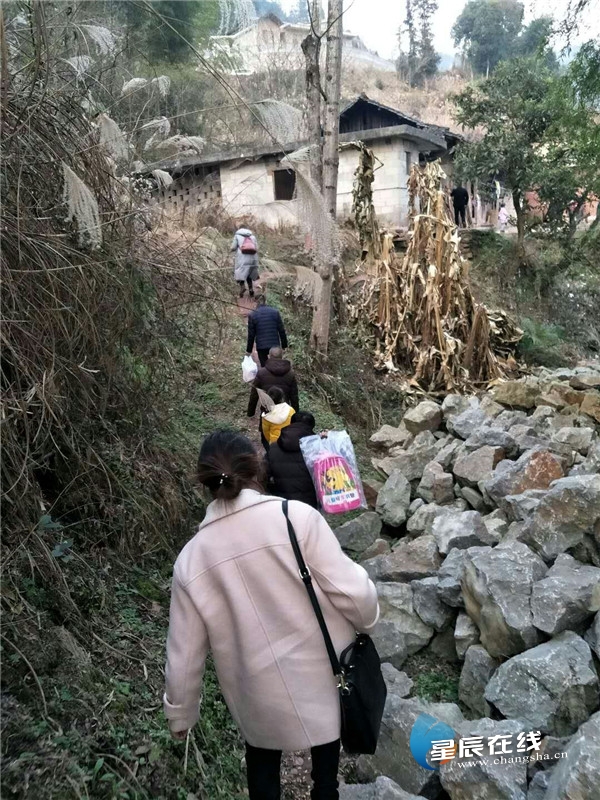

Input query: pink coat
[163,490,379,750]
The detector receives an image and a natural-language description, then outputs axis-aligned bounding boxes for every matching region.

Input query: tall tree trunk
[512,189,526,263]
[322,0,342,219]
[301,0,322,190]
[309,0,344,357]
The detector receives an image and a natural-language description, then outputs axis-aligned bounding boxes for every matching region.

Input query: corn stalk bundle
[346,142,383,266]
[358,161,521,391]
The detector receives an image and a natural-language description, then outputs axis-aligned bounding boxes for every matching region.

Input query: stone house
[148,96,461,230]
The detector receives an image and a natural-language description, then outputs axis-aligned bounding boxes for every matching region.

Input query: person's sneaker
[249,290,255,298]
[239,286,246,298]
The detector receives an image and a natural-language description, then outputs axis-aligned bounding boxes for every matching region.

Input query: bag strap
[282,500,343,681]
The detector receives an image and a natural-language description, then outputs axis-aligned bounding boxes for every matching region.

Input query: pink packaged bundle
[300,431,367,515]
[313,453,362,514]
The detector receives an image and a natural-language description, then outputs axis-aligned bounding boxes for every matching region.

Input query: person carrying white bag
[242,355,258,383]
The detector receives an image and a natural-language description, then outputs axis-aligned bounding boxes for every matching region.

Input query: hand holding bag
[282,501,387,755]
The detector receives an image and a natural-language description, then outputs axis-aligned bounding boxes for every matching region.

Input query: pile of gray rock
[335,366,600,800]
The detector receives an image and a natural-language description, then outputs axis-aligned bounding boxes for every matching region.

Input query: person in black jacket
[451,184,469,228]
[246,294,288,367]
[247,347,299,418]
[267,412,318,509]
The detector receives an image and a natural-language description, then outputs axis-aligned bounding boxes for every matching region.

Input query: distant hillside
[342,66,467,132]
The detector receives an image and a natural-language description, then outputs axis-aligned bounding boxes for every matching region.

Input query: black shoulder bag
[282,500,387,755]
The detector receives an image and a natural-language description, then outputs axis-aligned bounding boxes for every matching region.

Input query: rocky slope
[335,365,600,800]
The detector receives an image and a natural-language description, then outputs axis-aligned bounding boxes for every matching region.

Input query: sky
[280,0,600,62]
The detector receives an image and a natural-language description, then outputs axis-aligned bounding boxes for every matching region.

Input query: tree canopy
[452,0,557,75]
[453,45,600,251]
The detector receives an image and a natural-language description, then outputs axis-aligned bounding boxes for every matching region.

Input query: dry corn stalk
[357,161,521,392]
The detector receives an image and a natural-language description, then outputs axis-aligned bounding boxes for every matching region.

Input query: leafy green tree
[454,49,600,255]
[397,0,439,86]
[452,0,524,75]
[513,17,558,71]
[453,57,555,257]
[533,42,600,234]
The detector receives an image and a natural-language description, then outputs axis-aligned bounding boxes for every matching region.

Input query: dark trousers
[238,278,254,295]
[257,348,270,368]
[245,739,340,800]
[454,205,466,227]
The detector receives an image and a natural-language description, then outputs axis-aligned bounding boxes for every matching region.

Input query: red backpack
[240,234,257,255]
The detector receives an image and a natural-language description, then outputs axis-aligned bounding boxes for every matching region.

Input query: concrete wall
[220,156,299,227]
[337,137,420,227]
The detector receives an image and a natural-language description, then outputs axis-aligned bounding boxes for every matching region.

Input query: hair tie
[219,473,229,486]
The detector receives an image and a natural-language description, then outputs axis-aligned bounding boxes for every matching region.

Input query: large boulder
[361,538,391,561]
[520,474,600,562]
[527,770,552,800]
[370,423,411,451]
[412,577,456,632]
[447,407,489,440]
[570,373,600,390]
[485,632,600,736]
[432,510,496,556]
[483,509,510,541]
[545,712,600,800]
[492,380,540,409]
[454,611,480,660]
[493,409,529,430]
[406,503,453,536]
[484,449,565,505]
[404,401,443,435]
[442,394,475,419]
[551,426,594,456]
[334,512,382,554]
[357,696,464,797]
[440,718,529,800]
[584,611,600,659]
[530,553,600,635]
[501,489,547,523]
[461,542,548,658]
[434,438,464,470]
[453,445,506,487]
[364,536,442,583]
[438,547,482,608]
[371,583,434,667]
[464,427,519,458]
[373,436,440,482]
[580,390,600,423]
[381,663,414,698]
[340,778,421,800]
[417,462,455,505]
[376,471,412,528]
[459,645,500,719]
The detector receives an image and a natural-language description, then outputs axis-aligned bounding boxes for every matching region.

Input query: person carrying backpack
[231,225,259,298]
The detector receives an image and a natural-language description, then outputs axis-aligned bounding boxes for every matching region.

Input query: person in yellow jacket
[260,386,295,447]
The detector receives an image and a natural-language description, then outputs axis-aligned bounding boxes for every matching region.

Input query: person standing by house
[451,184,469,228]
[248,346,299,418]
[246,294,289,368]
[498,203,509,233]
[164,429,379,800]
[231,225,259,298]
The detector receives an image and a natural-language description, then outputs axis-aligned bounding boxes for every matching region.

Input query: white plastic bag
[242,355,258,383]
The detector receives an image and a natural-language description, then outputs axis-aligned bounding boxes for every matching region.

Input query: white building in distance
[208,13,397,75]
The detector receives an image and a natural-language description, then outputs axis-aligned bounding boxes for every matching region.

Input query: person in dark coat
[246,295,288,368]
[451,184,469,228]
[248,347,299,417]
[267,412,318,509]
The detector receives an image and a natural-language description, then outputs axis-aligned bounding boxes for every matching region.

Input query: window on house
[405,151,412,174]
[273,169,296,201]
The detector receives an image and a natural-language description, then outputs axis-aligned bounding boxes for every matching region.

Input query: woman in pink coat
[164,430,379,800]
